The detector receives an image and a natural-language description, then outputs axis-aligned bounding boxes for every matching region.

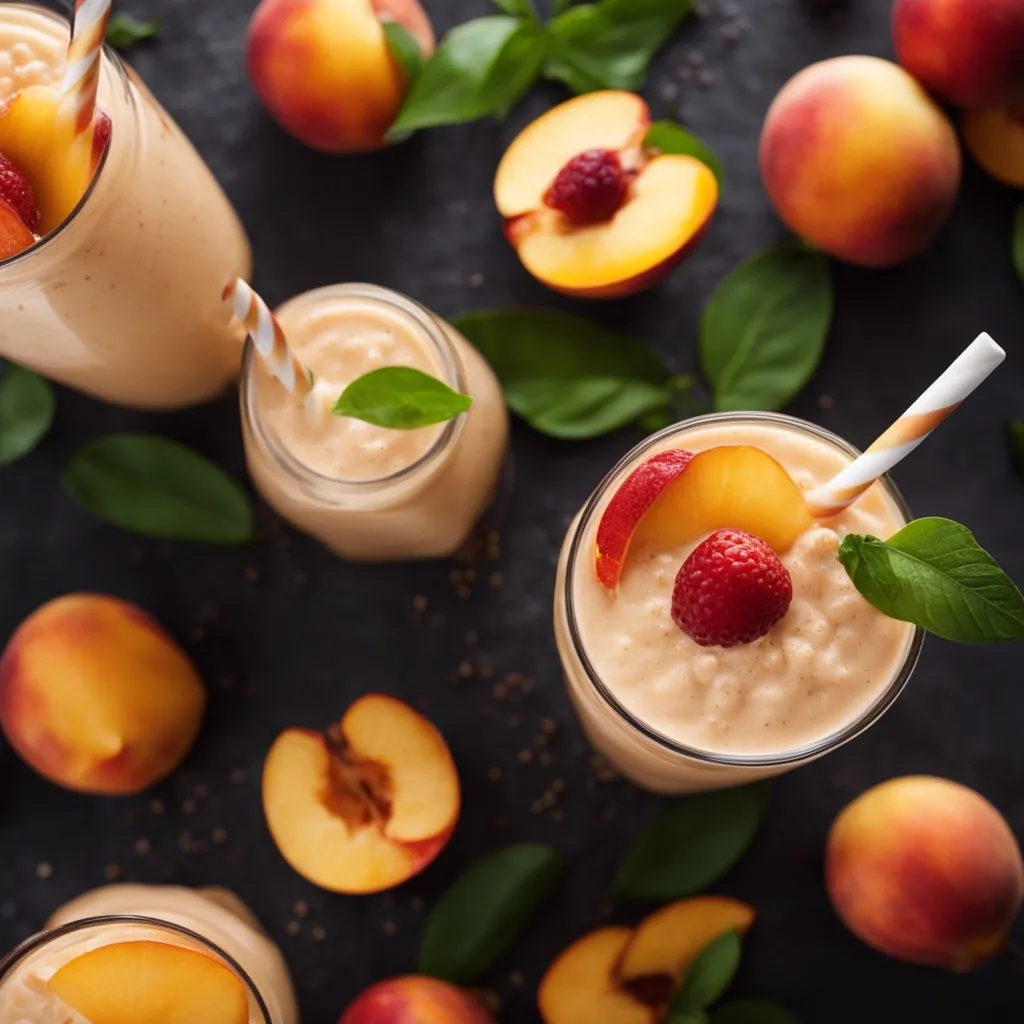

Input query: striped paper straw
[58,0,112,136]
[805,332,1006,518]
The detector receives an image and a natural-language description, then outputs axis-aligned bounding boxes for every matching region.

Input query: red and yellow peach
[340,977,494,1024]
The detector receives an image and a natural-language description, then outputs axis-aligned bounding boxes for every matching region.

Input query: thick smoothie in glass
[242,284,509,562]
[0,885,298,1024]
[555,413,922,793]
[0,2,251,408]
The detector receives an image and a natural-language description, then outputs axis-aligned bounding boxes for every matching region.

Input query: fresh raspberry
[92,111,112,169]
[0,152,38,233]
[672,529,793,648]
[543,148,629,225]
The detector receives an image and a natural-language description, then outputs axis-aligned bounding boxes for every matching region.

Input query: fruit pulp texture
[0,4,251,409]
[559,421,915,776]
[0,884,298,1024]
[243,287,509,561]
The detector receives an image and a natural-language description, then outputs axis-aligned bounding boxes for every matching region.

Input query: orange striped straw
[58,0,113,136]
[805,333,1005,518]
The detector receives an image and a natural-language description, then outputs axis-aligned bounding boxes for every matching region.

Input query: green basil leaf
[1014,205,1024,285]
[701,244,832,412]
[481,20,549,120]
[546,0,695,94]
[713,1000,800,1024]
[333,367,473,429]
[388,16,525,136]
[492,0,537,16]
[63,434,255,544]
[645,120,725,188]
[105,13,160,51]
[418,843,564,984]
[0,364,55,467]
[838,518,1024,644]
[382,20,424,82]
[453,308,671,439]
[611,786,764,900]
[1008,420,1024,479]
[670,931,742,1013]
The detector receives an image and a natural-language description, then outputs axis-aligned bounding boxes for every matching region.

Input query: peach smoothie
[0,885,298,1024]
[0,2,251,408]
[554,413,923,794]
[242,284,509,561]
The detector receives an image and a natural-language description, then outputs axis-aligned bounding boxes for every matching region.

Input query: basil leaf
[482,20,548,120]
[382,20,424,82]
[546,0,695,94]
[701,244,832,413]
[713,1000,800,1024]
[63,434,255,544]
[418,843,564,984]
[333,367,473,429]
[838,518,1024,644]
[454,308,671,439]
[0,364,55,467]
[492,0,537,16]
[645,121,725,188]
[1014,205,1024,285]
[1008,420,1024,479]
[105,13,160,51]
[611,786,765,900]
[670,931,742,1013]
[388,17,525,136]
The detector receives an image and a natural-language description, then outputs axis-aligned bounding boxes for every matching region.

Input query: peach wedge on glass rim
[262,694,460,893]
[494,91,718,298]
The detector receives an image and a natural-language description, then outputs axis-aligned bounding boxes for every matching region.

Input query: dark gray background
[1,0,1023,1020]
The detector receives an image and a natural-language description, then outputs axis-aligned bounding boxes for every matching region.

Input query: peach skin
[963,106,1024,187]
[892,0,1024,109]
[246,0,435,152]
[760,56,961,266]
[826,776,1024,971]
[340,976,494,1024]
[0,594,205,795]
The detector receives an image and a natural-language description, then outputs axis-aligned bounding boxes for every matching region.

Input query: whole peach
[826,776,1024,971]
[247,0,435,153]
[0,594,205,794]
[759,56,961,266]
[893,0,1024,109]
[340,977,494,1024]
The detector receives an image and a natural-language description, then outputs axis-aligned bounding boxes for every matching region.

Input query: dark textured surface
[1,0,1024,1021]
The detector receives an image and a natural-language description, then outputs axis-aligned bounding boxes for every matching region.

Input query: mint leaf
[1008,421,1024,479]
[482,20,548,119]
[838,518,1024,644]
[0,364,55,467]
[418,843,564,984]
[645,120,724,188]
[333,367,472,429]
[492,0,538,16]
[553,0,578,10]
[546,0,695,94]
[63,434,254,544]
[713,1000,800,1024]
[1014,205,1024,285]
[701,243,832,412]
[105,13,159,51]
[670,931,743,1013]
[382,20,424,82]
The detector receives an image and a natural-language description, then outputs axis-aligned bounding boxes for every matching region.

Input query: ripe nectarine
[963,106,1024,187]
[340,976,494,1024]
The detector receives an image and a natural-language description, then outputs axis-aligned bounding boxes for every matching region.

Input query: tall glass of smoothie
[554,412,924,794]
[0,1,251,408]
[241,283,509,562]
[0,884,298,1024]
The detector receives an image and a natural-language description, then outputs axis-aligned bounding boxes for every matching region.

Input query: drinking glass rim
[561,410,926,769]
[0,914,273,1022]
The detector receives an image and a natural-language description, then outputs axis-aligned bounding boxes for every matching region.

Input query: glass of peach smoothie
[0,884,298,1024]
[241,283,509,562]
[554,412,924,794]
[0,1,251,409]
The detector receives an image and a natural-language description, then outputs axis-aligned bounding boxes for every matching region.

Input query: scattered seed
[697,69,716,88]
[538,752,553,767]
[817,393,835,410]
[182,799,197,815]
[194,784,209,799]
[468,272,485,288]
[530,800,544,814]
[383,920,397,936]
[488,766,502,781]
[244,566,260,584]
[552,777,566,793]
[36,862,53,879]
[412,595,428,613]
[489,572,504,588]
[230,768,248,784]
[686,48,703,66]
[533,734,548,749]
[458,661,474,679]
[492,683,508,700]
[286,921,301,937]
[507,714,521,728]
[517,748,534,764]
[104,864,121,881]
[311,926,326,941]
[551,809,565,823]
[509,971,525,987]
[150,799,165,815]
[294,901,309,918]
[212,828,228,845]
[678,65,694,80]
[455,584,472,600]
[135,838,151,855]
[540,718,559,735]
[465,631,478,647]
[411,897,425,912]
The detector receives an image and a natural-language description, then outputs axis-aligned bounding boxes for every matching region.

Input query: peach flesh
[340,976,494,1024]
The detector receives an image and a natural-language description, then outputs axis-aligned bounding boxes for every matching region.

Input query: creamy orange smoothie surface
[571,421,916,756]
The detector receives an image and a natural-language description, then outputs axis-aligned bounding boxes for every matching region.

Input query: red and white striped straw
[58,0,112,136]
[805,332,1006,518]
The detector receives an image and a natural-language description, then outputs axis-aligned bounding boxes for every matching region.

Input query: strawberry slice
[0,151,39,232]
[91,111,112,172]
[0,195,35,259]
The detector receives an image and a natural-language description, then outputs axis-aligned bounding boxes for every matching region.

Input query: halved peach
[495,91,718,299]
[262,694,460,894]
[963,106,1024,188]
[47,941,249,1024]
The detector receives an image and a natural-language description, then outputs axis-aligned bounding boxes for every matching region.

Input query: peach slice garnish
[494,91,718,299]
[47,941,249,1024]
[963,106,1024,189]
[0,196,34,259]
[262,694,460,894]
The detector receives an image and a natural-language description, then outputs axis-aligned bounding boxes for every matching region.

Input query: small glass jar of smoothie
[554,412,924,794]
[0,885,298,1024]
[241,283,509,562]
